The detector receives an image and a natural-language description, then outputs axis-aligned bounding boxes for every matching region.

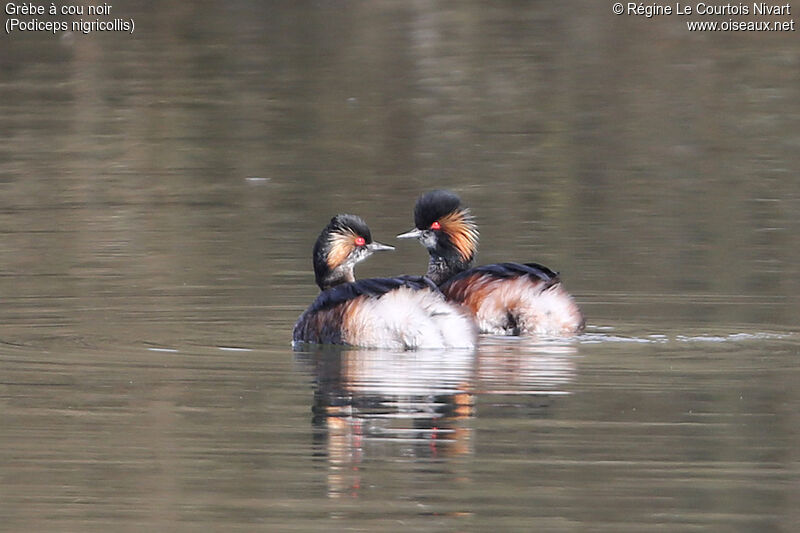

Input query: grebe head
[313,214,394,290]
[397,190,479,284]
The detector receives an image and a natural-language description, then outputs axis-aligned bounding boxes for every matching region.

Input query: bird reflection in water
[476,337,578,398]
[298,338,578,500]
[302,347,475,498]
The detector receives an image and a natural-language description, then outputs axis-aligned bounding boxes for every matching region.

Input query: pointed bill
[396,228,423,240]
[367,241,395,252]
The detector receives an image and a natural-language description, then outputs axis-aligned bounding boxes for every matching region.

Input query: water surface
[1,2,799,531]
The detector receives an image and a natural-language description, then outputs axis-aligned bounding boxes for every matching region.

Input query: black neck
[316,265,355,291]
[425,252,473,285]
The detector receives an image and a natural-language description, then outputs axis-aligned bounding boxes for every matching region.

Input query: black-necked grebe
[293,214,477,349]
[397,190,584,336]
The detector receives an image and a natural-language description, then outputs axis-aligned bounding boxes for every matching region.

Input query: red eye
[430,221,441,230]
[354,236,366,246]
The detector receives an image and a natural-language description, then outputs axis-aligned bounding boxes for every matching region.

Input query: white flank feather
[344,288,477,350]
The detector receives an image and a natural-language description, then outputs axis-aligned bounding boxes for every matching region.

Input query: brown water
[1,2,799,531]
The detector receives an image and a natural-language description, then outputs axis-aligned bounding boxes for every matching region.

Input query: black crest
[414,190,462,229]
[326,214,372,241]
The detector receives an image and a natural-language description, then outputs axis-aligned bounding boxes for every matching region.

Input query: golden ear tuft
[440,208,479,262]
[326,228,358,269]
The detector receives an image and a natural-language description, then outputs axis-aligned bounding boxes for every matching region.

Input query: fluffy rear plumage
[294,275,477,349]
[442,268,584,336]
[339,286,477,349]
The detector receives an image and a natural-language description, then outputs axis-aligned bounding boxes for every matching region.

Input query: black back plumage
[308,275,440,314]
[441,262,561,290]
